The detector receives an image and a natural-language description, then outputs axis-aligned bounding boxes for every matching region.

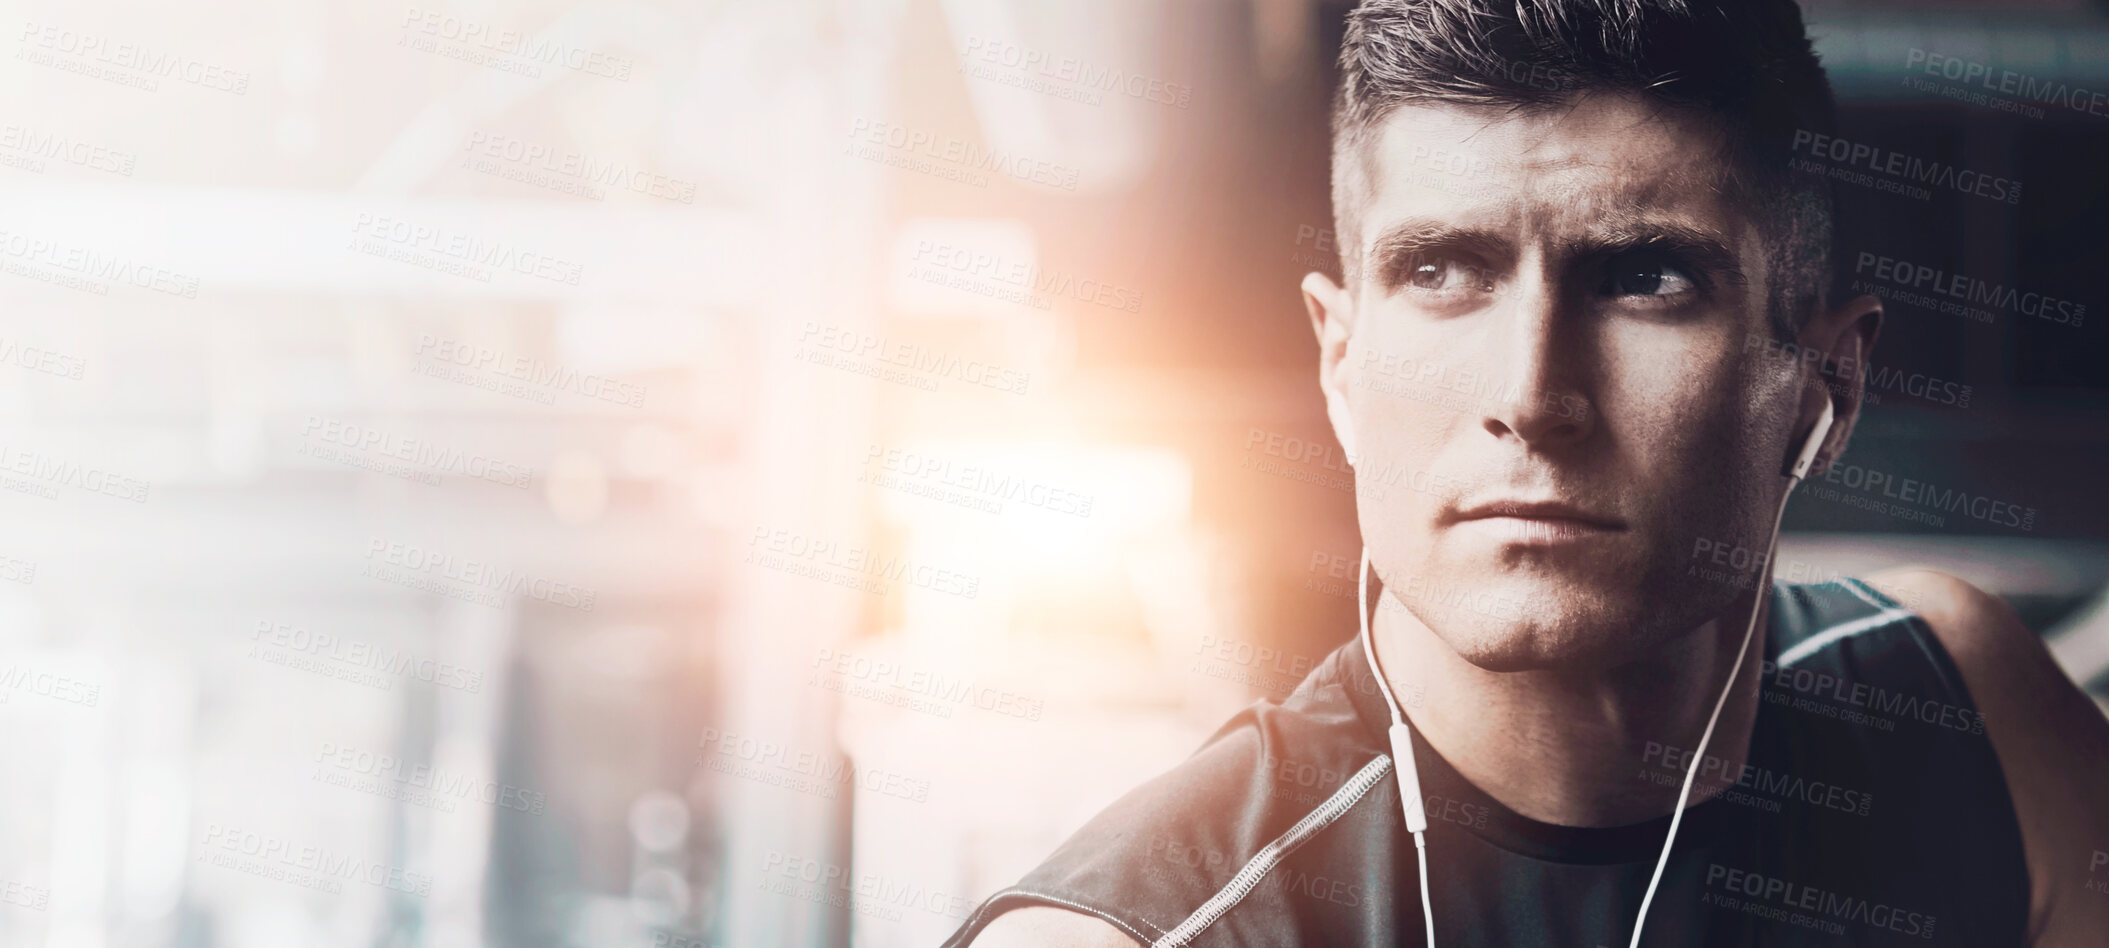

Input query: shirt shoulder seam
[953,887,1168,945]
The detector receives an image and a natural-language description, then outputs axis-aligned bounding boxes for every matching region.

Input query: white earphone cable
[1623,486,1792,948]
[1359,546,1400,724]
[1358,547,1435,947]
[1627,398,1832,946]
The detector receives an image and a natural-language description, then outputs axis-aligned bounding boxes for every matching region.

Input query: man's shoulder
[1857,567,2069,711]
[1859,568,2027,664]
[1860,567,2109,945]
[1013,663,1394,893]
[966,905,1144,948]
[1139,640,1394,824]
[945,644,1397,948]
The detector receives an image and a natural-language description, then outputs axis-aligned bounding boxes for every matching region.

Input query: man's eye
[1600,255,1695,297]
[1406,254,1493,292]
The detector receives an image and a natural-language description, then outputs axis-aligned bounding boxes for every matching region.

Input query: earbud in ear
[1785,399,1835,481]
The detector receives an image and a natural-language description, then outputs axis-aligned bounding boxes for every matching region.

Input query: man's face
[1321,93,1804,672]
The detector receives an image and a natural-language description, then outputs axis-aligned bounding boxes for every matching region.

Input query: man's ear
[1793,292,1883,478]
[1302,271,1358,463]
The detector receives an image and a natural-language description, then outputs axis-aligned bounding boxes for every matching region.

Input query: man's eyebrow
[1364,219,1511,290]
[1564,218,1748,288]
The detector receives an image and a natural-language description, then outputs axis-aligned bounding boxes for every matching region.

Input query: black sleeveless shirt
[939,578,2028,947]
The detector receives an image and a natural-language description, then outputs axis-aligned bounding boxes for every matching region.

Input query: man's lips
[1446,500,1626,542]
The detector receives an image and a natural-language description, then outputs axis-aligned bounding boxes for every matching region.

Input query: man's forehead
[1355,95,1739,238]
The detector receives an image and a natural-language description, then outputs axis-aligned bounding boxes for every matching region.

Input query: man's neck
[1372,588,1769,828]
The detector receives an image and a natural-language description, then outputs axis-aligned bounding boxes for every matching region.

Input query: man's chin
[1444,626,1627,672]
[1394,576,1660,673]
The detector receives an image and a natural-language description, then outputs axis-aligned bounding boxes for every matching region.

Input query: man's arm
[1864,568,2109,946]
[968,906,1145,948]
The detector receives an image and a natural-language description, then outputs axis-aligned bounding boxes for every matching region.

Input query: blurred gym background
[0,0,2103,946]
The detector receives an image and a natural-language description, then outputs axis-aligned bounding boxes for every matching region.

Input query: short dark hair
[1330,0,1837,337]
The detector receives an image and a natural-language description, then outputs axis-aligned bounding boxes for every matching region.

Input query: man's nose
[1477,283,1593,447]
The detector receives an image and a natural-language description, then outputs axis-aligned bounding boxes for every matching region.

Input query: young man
[946,1,2109,944]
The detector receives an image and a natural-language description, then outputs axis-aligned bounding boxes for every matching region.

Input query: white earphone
[1357,399,1835,947]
